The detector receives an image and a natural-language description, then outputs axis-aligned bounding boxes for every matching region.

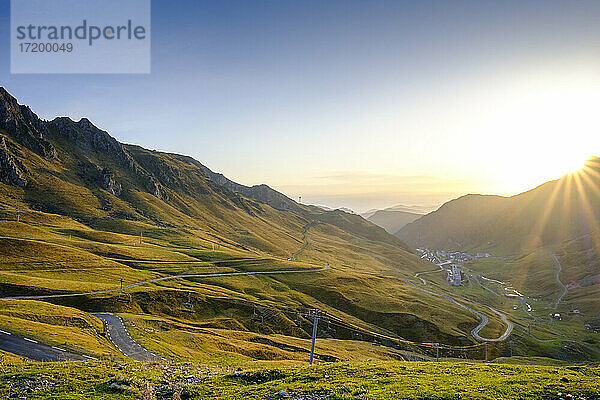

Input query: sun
[558,152,590,175]
[489,150,592,196]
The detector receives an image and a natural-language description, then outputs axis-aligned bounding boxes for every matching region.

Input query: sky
[1,0,599,212]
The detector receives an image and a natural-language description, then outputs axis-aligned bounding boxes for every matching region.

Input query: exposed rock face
[145,176,166,200]
[0,137,27,187]
[0,88,57,159]
[50,117,172,200]
[100,168,121,196]
[50,117,136,169]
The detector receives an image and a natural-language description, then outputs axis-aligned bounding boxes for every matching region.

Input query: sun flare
[559,152,590,175]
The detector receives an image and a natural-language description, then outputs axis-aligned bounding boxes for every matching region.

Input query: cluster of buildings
[416,248,491,266]
[414,248,493,287]
[447,264,463,286]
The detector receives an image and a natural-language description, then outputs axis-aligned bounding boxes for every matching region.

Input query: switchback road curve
[92,313,164,362]
[402,279,513,342]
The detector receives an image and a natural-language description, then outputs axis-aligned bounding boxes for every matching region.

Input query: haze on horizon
[1,0,598,213]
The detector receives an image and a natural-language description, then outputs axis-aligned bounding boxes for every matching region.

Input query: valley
[0,87,598,398]
[2,1,600,397]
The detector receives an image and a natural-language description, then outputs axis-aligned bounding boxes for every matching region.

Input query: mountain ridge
[396,161,600,253]
[0,86,411,254]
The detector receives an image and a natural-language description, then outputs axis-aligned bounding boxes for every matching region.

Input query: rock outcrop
[0,88,57,159]
[50,117,171,200]
[0,137,27,187]
[50,117,136,169]
[100,168,122,196]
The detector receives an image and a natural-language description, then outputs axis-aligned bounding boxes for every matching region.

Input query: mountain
[315,205,357,214]
[396,159,600,254]
[0,87,595,363]
[365,209,422,234]
[0,87,410,255]
[0,87,482,354]
[360,204,427,233]
[361,204,434,220]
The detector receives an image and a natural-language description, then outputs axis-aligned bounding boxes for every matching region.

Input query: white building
[447,264,462,286]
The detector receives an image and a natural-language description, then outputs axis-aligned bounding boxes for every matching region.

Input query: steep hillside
[0,86,410,259]
[198,161,407,250]
[397,159,600,254]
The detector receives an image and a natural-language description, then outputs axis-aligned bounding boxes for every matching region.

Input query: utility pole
[120,278,124,292]
[309,309,325,365]
[484,342,488,362]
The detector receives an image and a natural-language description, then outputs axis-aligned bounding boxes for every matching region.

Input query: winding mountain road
[551,253,568,309]
[288,223,315,261]
[402,279,513,342]
[3,223,326,302]
[2,265,329,301]
[0,224,328,361]
[414,267,446,285]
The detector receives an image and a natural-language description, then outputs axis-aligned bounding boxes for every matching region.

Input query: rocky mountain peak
[50,116,123,154]
[0,87,57,159]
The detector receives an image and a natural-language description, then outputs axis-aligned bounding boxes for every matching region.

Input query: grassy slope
[1,360,599,399]
[447,236,600,357]
[0,300,118,359]
[0,209,486,361]
[0,203,594,362]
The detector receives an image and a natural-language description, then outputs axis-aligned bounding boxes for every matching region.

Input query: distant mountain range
[396,158,600,254]
[363,209,422,234]
[359,204,433,234]
[361,204,435,219]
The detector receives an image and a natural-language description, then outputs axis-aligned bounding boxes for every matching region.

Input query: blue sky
[1,0,599,211]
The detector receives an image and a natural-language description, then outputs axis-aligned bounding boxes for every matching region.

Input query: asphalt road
[0,224,329,362]
[2,265,329,301]
[2,223,328,302]
[0,329,95,362]
[551,253,568,309]
[402,279,513,342]
[288,223,315,261]
[92,313,164,362]
[414,267,446,285]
